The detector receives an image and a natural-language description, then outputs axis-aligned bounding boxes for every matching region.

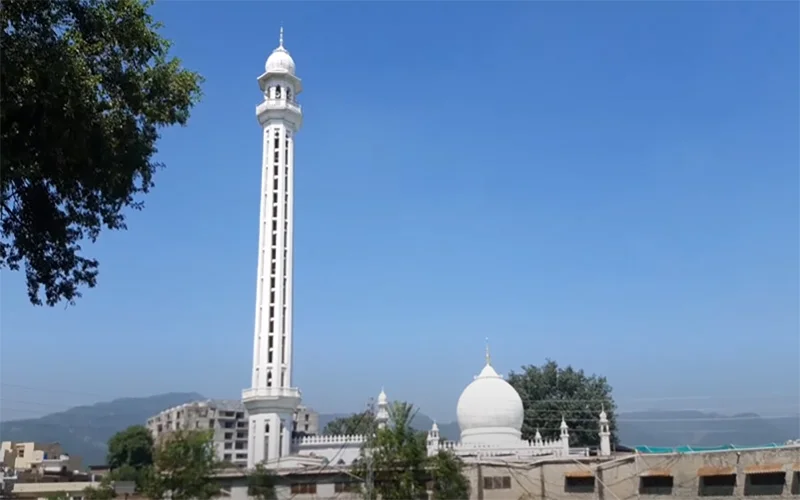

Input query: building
[0,442,80,473]
[237,29,613,471]
[145,400,319,466]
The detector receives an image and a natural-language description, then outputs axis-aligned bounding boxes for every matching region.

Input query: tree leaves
[507,359,619,447]
[356,402,470,500]
[142,430,220,500]
[0,0,203,306]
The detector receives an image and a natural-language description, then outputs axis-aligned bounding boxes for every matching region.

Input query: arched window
[274,86,282,99]
[286,88,292,101]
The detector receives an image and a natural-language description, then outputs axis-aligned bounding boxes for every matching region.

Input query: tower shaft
[243,31,303,470]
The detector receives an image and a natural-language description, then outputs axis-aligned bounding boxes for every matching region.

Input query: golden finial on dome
[485,337,491,366]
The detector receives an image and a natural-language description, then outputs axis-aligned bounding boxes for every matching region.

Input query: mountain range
[2,393,797,467]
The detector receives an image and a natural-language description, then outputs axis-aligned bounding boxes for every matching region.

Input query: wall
[468,445,800,500]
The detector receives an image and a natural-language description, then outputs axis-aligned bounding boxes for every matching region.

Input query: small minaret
[534,428,543,447]
[560,416,570,455]
[376,388,389,430]
[427,421,440,455]
[243,27,304,469]
[599,406,611,456]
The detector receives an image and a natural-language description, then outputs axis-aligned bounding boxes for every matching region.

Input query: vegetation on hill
[507,359,619,447]
[1,0,203,307]
[0,392,204,466]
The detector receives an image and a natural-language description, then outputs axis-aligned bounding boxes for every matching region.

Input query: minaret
[599,406,611,456]
[376,389,389,430]
[243,27,304,470]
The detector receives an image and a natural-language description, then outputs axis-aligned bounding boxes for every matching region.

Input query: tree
[323,411,376,435]
[141,430,220,500]
[82,484,116,500]
[107,425,154,470]
[507,359,619,448]
[356,402,469,500]
[428,451,470,500]
[247,464,278,500]
[1,0,203,306]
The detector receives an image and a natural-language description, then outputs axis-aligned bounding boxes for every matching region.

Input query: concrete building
[146,400,319,466]
[0,442,79,473]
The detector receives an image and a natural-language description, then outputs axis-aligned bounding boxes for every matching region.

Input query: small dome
[265,28,295,75]
[456,361,524,445]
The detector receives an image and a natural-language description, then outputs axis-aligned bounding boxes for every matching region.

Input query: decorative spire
[279,26,284,48]
[484,337,491,366]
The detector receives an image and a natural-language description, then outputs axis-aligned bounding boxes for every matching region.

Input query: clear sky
[2,2,798,423]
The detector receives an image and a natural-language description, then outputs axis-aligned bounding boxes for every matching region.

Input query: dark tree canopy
[1,0,203,306]
[107,425,154,470]
[322,411,375,436]
[507,359,619,448]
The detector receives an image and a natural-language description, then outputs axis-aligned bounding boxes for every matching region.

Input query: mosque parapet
[293,434,367,446]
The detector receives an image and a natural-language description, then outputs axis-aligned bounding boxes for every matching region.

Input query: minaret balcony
[243,387,301,412]
[257,98,302,115]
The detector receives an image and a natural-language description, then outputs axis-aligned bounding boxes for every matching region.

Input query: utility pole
[365,396,375,500]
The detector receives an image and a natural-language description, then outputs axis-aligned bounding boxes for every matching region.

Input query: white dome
[456,362,524,446]
[265,28,295,75]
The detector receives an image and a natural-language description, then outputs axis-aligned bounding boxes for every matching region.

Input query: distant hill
[0,392,203,466]
[3,394,797,468]
[321,410,799,448]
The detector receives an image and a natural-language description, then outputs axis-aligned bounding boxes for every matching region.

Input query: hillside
[2,394,797,468]
[0,392,203,466]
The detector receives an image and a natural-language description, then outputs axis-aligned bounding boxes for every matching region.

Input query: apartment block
[145,400,319,466]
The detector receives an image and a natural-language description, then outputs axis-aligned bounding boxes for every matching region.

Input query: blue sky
[2,2,798,423]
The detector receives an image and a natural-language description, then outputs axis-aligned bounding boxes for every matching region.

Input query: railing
[294,434,367,446]
[259,98,302,113]
[242,387,301,399]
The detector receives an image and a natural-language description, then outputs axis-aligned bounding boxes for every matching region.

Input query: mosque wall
[468,445,800,500]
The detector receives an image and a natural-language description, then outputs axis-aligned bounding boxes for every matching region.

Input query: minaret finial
[484,337,491,365]
[279,25,284,48]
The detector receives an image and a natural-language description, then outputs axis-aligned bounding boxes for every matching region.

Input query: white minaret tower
[242,27,304,470]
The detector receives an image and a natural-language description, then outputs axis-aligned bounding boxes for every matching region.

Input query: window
[235,442,246,450]
[290,484,317,495]
[223,421,235,429]
[272,206,277,217]
[17,449,24,458]
[223,453,232,461]
[744,472,785,496]
[273,178,278,190]
[224,442,232,449]
[236,412,244,419]
[208,419,215,428]
[334,482,359,493]
[639,475,673,495]
[699,474,736,497]
[237,431,247,439]
[305,414,309,421]
[236,453,247,460]
[483,476,511,490]
[565,476,595,494]
[224,432,233,439]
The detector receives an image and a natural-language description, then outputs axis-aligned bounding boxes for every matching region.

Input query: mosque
[243,30,612,470]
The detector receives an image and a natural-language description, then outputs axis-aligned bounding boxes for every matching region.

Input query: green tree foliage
[82,484,116,500]
[428,451,470,500]
[107,425,154,470]
[356,402,469,500]
[141,430,220,500]
[323,411,376,435]
[247,464,278,500]
[0,0,203,306]
[507,359,618,447]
